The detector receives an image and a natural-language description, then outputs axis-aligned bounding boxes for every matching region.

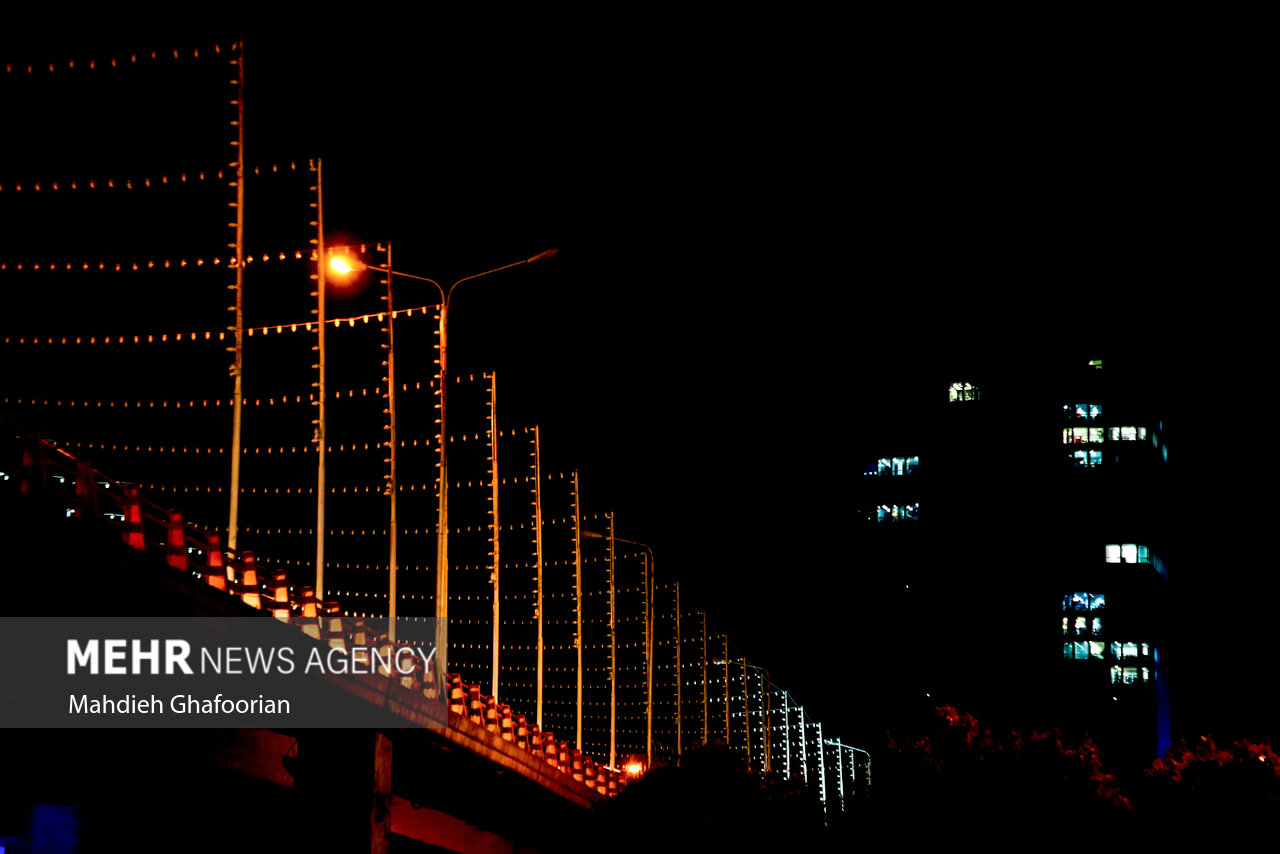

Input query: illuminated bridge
[1,421,868,851]
[0,38,866,852]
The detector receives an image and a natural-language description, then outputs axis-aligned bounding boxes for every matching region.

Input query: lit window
[1121,426,1137,441]
[1110,640,1151,660]
[1123,667,1138,684]
[1138,427,1147,440]
[1066,403,1102,420]
[1072,450,1103,467]
[875,504,919,522]
[1089,359,1103,370]
[1065,592,1104,611]
[1142,667,1150,682]
[1111,666,1123,684]
[1074,616,1087,634]
[1063,427,1104,444]
[875,456,920,476]
[1062,618,1068,635]
[1091,642,1106,660]
[1105,544,1152,564]
[1141,643,1149,656]
[1092,618,1103,635]
[949,382,979,402]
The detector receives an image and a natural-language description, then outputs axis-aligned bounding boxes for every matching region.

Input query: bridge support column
[289,730,394,854]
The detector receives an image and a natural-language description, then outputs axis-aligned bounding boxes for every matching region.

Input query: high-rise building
[854,356,1171,766]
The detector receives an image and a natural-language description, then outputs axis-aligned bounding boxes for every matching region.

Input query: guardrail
[3,415,625,799]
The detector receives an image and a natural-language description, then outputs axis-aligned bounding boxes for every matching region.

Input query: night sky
[1,26,1268,747]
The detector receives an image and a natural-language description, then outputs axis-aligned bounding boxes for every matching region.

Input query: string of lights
[1,383,432,408]
[2,43,238,75]
[0,303,439,344]
[0,162,303,193]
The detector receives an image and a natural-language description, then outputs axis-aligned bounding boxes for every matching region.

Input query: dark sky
[1,26,1265,744]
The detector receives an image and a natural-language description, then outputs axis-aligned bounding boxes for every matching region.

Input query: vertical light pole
[723,635,730,743]
[583,527,655,765]
[226,42,246,555]
[781,690,791,778]
[798,703,808,783]
[674,581,682,759]
[742,661,771,773]
[850,745,871,792]
[570,469,583,750]
[700,612,708,743]
[383,243,398,641]
[608,511,617,769]
[487,372,500,699]
[328,248,558,689]
[533,426,544,728]
[742,657,750,769]
[311,159,327,600]
[816,720,827,806]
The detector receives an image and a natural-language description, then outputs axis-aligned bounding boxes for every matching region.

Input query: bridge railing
[3,415,627,797]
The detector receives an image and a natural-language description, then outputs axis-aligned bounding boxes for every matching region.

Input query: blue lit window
[1072,449,1103,467]
[875,504,919,522]
[870,456,919,476]
[1063,641,1102,660]
[1064,592,1105,611]
[1065,403,1102,420]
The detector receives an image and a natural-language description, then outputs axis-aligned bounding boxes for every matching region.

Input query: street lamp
[328,246,558,696]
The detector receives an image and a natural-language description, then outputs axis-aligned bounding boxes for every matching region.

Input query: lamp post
[328,247,557,691]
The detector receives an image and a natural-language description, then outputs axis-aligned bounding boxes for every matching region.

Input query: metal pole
[798,705,808,783]
[701,612,708,743]
[816,721,827,805]
[645,552,653,766]
[763,673,771,772]
[782,692,791,778]
[608,512,617,769]
[384,242,398,642]
[674,582,682,759]
[488,372,500,699]
[533,427,544,728]
[829,742,839,809]
[743,658,750,769]
[434,282,449,686]
[571,469,583,750]
[311,158,326,600]
[226,42,245,555]
[723,635,730,743]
